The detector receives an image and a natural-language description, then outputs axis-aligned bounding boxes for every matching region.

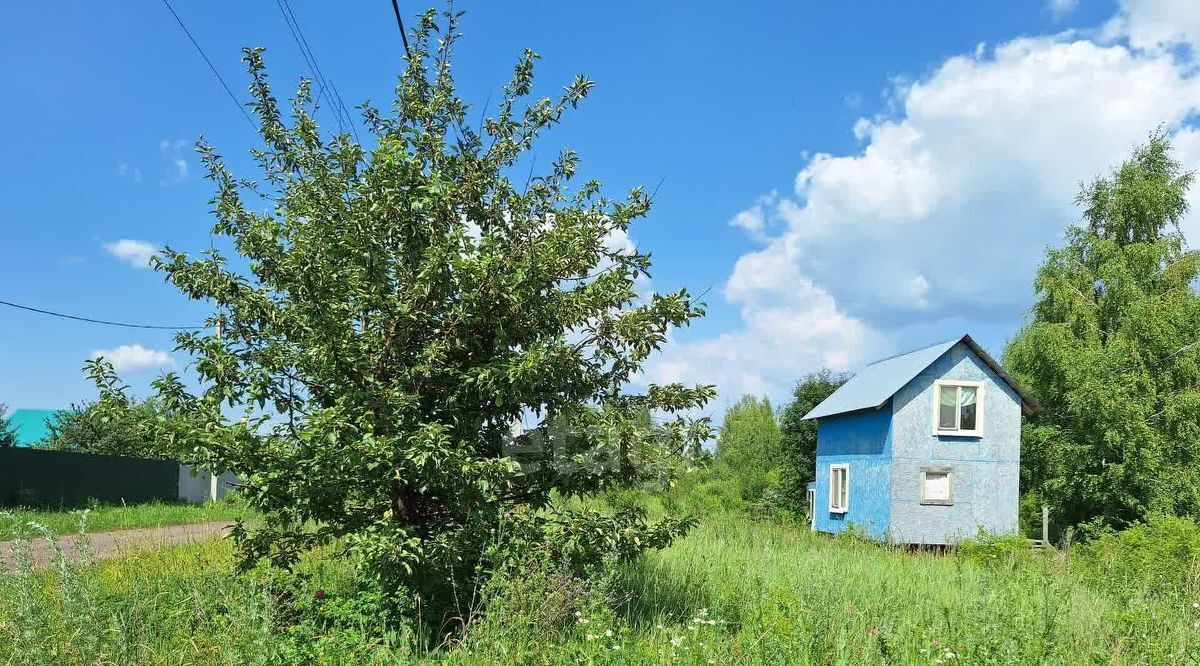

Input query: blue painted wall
[888,344,1021,544]
[813,407,893,539]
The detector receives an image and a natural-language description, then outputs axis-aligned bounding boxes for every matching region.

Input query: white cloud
[103,239,158,269]
[91,344,175,372]
[117,161,143,183]
[1105,0,1200,51]
[1047,0,1079,19]
[159,139,190,184]
[647,11,1200,404]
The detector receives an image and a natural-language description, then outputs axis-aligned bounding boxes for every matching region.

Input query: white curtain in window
[959,386,977,406]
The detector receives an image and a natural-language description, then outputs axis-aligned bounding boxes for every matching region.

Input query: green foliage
[714,395,782,503]
[1074,512,1200,602]
[41,396,181,460]
[0,403,17,448]
[86,10,713,630]
[959,529,1041,571]
[1006,131,1200,531]
[778,370,850,514]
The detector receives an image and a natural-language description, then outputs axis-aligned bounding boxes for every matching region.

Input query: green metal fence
[0,447,178,507]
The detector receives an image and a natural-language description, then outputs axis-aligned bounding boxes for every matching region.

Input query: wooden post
[1042,505,1050,547]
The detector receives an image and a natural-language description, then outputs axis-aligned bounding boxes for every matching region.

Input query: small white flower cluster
[934,649,959,664]
[922,639,958,664]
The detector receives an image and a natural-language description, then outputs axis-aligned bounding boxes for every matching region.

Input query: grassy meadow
[2,502,1198,665]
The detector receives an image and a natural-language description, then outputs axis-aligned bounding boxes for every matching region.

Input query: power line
[0,299,200,331]
[273,0,345,134]
[390,0,412,60]
[159,0,257,131]
[277,0,362,143]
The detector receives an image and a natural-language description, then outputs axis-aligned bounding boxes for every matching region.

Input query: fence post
[1041,505,1050,547]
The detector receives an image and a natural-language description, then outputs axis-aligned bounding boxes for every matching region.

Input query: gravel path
[0,521,232,571]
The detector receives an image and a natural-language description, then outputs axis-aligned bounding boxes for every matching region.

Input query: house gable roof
[801,335,1038,420]
[8,409,62,447]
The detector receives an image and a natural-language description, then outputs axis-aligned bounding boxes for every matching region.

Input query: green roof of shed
[8,409,63,447]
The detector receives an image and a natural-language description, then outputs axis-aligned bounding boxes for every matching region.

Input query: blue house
[802,335,1037,544]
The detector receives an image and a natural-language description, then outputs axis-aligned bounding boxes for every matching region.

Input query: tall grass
[1,509,1198,664]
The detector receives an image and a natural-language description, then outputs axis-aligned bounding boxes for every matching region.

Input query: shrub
[1074,513,1200,601]
[958,529,1039,570]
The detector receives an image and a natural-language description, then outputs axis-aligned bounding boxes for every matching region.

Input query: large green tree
[93,10,713,624]
[1005,131,1200,532]
[715,395,782,501]
[777,370,850,514]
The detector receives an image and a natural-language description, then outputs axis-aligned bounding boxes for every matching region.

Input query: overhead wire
[0,299,200,331]
[277,0,362,143]
[159,0,257,131]
[390,0,412,60]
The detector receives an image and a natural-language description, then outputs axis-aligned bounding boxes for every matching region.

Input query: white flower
[605,629,614,638]
[670,637,683,647]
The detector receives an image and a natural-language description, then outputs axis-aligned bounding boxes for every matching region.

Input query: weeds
[1,508,1199,664]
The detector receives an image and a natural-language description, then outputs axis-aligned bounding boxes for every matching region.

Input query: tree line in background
[712,130,1200,539]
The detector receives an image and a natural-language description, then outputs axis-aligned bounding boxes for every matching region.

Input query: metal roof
[8,409,62,447]
[802,335,1038,420]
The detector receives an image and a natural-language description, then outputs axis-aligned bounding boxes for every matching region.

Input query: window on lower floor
[829,464,849,513]
[920,467,953,505]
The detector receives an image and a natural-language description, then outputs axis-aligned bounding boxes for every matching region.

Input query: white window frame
[806,488,816,529]
[829,463,849,514]
[919,466,954,506]
[931,379,985,437]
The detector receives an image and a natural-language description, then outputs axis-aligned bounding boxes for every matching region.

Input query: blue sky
[3,0,1198,413]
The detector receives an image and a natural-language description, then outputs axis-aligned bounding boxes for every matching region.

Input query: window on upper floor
[920,467,953,505]
[829,463,849,513]
[933,380,984,436]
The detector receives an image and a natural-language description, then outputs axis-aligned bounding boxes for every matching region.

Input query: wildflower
[1193,602,1199,609]
[579,618,590,625]
[587,634,598,641]
[605,629,614,638]
[611,644,621,651]
[868,626,880,637]
[313,589,326,601]
[670,637,683,647]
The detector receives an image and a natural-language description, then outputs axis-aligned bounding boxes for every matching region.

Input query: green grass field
[2,510,1197,665]
[0,498,251,540]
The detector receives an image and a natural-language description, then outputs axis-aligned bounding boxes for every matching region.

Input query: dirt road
[0,521,232,571]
